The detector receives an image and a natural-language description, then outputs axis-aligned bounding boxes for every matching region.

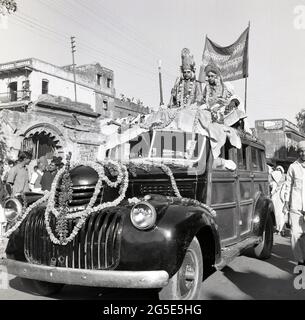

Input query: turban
[204,64,221,76]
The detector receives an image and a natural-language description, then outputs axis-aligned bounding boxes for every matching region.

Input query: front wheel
[158,237,203,300]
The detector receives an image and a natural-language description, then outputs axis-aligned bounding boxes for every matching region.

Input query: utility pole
[158,60,164,106]
[71,36,77,103]
[244,21,250,113]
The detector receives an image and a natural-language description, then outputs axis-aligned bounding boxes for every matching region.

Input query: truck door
[210,143,239,246]
[236,143,253,238]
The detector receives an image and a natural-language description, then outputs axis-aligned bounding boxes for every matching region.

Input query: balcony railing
[0,90,31,103]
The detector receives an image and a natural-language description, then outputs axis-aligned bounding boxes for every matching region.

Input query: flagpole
[158,60,164,106]
[244,21,250,113]
[244,77,248,113]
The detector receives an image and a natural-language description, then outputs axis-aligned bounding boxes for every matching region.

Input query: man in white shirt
[283,141,305,265]
[29,160,45,192]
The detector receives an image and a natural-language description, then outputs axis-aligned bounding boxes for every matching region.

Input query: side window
[257,150,264,171]
[237,144,248,170]
[213,141,235,171]
[220,141,233,160]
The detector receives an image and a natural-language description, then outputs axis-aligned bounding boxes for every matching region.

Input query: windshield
[107,130,205,162]
[149,131,204,161]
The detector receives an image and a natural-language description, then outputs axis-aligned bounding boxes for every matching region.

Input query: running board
[215,236,261,270]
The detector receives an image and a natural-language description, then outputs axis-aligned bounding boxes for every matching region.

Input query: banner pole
[244,21,250,113]
[244,77,248,113]
[158,60,164,106]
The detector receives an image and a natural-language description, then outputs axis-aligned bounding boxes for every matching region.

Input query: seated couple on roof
[168,48,250,133]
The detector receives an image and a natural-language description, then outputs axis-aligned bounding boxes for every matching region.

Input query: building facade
[255,118,305,171]
[0,58,149,162]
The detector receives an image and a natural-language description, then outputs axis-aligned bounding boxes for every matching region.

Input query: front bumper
[1,258,169,289]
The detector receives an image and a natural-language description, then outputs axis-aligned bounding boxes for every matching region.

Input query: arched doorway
[21,125,65,160]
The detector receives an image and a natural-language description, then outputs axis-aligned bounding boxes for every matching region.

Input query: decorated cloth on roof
[104,125,148,150]
[102,104,241,160]
[140,105,241,158]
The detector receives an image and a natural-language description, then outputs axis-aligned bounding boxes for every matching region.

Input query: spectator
[2,158,15,183]
[0,160,7,204]
[0,160,7,236]
[283,141,305,265]
[41,156,63,191]
[6,151,32,196]
[29,159,45,192]
[270,165,286,235]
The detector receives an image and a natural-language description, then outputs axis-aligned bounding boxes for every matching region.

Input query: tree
[296,109,305,134]
[0,0,17,14]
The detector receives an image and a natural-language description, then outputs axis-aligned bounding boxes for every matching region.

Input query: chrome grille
[55,185,103,208]
[24,209,123,270]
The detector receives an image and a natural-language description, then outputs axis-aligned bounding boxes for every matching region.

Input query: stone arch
[20,122,69,159]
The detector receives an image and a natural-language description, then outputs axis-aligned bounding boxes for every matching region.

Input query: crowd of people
[267,141,305,266]
[0,152,63,234]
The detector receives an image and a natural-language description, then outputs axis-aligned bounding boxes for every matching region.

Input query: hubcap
[177,249,198,298]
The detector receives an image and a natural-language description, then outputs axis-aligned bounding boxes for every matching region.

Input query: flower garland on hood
[44,159,129,245]
[4,157,184,245]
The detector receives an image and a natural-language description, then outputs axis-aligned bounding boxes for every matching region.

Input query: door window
[237,144,248,170]
[251,147,264,171]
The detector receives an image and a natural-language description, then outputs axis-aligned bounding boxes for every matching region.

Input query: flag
[199,26,249,82]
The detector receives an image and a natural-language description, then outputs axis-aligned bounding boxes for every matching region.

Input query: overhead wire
[69,0,179,73]
[10,13,166,83]
[37,0,178,80]
[9,13,165,104]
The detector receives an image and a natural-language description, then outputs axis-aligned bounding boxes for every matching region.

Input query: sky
[1,0,305,127]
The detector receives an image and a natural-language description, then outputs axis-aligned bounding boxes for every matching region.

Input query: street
[0,234,304,300]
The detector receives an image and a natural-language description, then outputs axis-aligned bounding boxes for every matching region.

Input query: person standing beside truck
[283,141,305,265]
[6,151,32,196]
[270,165,286,235]
[0,160,8,236]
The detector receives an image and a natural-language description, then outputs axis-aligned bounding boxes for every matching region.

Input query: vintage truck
[1,117,275,300]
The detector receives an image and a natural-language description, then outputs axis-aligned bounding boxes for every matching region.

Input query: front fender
[117,195,220,277]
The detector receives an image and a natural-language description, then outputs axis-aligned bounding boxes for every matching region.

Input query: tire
[20,278,64,296]
[158,237,203,300]
[251,214,274,260]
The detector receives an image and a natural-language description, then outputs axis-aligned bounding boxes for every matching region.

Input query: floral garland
[4,157,219,246]
[4,191,50,238]
[166,196,217,219]
[5,158,187,245]
[55,152,73,243]
[44,160,129,245]
[128,160,182,199]
[177,79,195,108]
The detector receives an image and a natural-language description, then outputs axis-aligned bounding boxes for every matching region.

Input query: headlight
[130,202,157,230]
[4,198,23,222]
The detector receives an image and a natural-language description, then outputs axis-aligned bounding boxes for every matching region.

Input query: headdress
[180,48,195,72]
[204,63,221,76]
